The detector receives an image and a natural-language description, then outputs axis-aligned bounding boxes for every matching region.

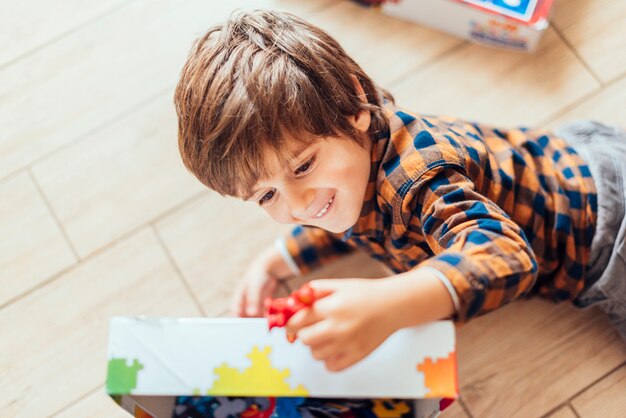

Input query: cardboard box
[106,317,458,417]
[376,0,555,52]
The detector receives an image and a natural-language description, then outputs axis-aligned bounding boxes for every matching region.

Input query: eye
[258,189,275,206]
[295,154,317,175]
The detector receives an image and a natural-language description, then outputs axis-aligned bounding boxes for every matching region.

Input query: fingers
[247,275,277,317]
[284,306,323,339]
[230,281,247,317]
[231,275,278,318]
[308,279,339,300]
[325,352,353,372]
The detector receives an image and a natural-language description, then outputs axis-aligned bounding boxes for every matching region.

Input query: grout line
[569,402,582,418]
[150,189,208,225]
[536,85,603,127]
[456,395,475,418]
[0,167,28,187]
[49,385,103,417]
[0,0,137,71]
[27,168,81,261]
[550,22,604,88]
[565,359,626,400]
[387,41,470,89]
[151,224,208,317]
[0,84,173,185]
[0,256,80,311]
[539,402,571,418]
[539,400,582,418]
[0,190,207,311]
[30,84,174,171]
[541,361,626,418]
[537,70,626,127]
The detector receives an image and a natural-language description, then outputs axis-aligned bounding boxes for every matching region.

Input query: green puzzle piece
[107,358,144,394]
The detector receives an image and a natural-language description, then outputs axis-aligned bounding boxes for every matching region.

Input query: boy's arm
[403,165,539,324]
[278,225,356,276]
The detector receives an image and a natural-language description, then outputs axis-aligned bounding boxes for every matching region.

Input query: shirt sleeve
[280,225,356,275]
[401,166,538,324]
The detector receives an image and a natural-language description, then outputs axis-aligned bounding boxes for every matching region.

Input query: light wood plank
[0,228,201,417]
[0,0,334,181]
[308,1,463,86]
[545,74,626,129]
[571,365,626,418]
[155,193,294,317]
[552,0,626,84]
[390,27,600,127]
[0,0,127,67]
[546,405,578,418]
[456,299,626,418]
[31,94,204,259]
[0,172,76,306]
[53,388,128,418]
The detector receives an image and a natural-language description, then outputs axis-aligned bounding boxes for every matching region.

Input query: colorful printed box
[374,0,555,52]
[106,317,458,417]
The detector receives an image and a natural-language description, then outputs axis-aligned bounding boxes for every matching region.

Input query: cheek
[265,204,293,224]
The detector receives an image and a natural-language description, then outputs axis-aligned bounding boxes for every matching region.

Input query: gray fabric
[555,120,626,342]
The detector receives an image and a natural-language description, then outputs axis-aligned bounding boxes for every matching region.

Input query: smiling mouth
[314,196,334,219]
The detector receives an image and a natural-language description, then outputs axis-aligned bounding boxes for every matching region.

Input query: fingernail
[287,334,296,343]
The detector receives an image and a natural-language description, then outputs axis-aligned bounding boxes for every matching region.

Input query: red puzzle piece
[264,283,316,340]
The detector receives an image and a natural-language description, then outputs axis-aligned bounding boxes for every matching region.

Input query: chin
[325,214,360,234]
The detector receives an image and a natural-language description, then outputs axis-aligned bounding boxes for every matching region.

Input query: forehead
[264,134,319,167]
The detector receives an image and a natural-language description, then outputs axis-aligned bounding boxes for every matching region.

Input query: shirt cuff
[418,266,460,314]
[274,237,302,276]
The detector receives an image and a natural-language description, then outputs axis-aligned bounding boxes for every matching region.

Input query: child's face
[246,132,372,233]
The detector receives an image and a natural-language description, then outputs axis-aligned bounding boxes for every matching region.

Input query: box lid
[457,0,554,24]
[106,317,458,399]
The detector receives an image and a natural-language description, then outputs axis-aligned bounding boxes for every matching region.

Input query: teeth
[314,197,334,218]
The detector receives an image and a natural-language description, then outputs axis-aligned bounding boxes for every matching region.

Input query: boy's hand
[232,245,296,317]
[284,278,401,372]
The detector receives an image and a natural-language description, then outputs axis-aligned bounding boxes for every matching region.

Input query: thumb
[308,279,341,300]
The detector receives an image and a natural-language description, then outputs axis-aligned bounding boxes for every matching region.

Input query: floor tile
[390,27,600,127]
[546,405,578,418]
[307,1,463,86]
[0,172,76,306]
[53,388,128,418]
[32,94,204,258]
[545,74,626,129]
[571,364,626,418]
[456,299,626,418]
[0,0,126,67]
[0,228,201,417]
[552,0,626,84]
[0,0,329,181]
[156,192,294,317]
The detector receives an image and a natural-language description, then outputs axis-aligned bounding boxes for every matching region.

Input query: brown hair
[174,9,392,198]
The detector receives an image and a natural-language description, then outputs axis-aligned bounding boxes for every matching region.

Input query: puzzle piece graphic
[107,358,144,394]
[417,351,458,398]
[209,346,308,396]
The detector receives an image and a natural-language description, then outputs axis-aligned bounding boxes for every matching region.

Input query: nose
[287,186,316,221]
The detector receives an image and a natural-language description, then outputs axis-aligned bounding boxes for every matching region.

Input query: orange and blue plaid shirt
[281,104,597,323]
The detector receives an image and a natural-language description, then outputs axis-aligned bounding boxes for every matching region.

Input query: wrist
[381,268,456,330]
[264,245,299,280]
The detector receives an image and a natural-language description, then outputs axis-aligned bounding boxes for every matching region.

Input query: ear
[349,74,371,134]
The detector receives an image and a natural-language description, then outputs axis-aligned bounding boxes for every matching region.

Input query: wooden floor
[2,0,626,417]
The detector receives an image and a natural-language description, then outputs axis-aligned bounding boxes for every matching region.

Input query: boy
[174,10,626,373]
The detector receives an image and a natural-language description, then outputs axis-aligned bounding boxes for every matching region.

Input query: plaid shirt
[281,104,597,323]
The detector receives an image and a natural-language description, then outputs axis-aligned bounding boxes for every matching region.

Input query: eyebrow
[244,144,315,201]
